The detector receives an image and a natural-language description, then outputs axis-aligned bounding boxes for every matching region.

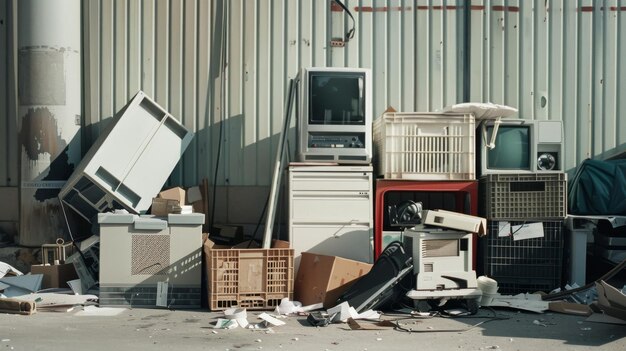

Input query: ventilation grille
[132,235,170,275]
[423,263,434,272]
[422,239,458,258]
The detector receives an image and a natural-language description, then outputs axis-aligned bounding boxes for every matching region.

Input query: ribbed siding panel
[469,0,626,173]
[82,0,626,183]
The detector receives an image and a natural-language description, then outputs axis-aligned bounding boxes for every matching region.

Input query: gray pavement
[0,307,625,350]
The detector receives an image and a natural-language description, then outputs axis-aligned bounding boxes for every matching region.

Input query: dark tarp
[568,159,626,215]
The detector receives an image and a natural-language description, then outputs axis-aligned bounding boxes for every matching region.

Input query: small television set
[478,119,563,175]
[297,67,372,164]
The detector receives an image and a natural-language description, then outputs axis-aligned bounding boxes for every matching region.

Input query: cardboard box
[30,263,79,289]
[151,198,180,216]
[422,209,487,236]
[295,252,372,308]
[158,187,186,205]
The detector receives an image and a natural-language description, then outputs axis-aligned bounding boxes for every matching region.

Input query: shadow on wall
[202,112,295,243]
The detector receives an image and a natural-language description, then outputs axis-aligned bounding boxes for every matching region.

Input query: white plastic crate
[373,112,475,180]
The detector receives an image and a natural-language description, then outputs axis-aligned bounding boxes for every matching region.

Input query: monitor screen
[487,125,531,170]
[309,72,365,125]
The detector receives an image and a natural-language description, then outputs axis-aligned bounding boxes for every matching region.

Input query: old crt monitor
[478,119,563,175]
[297,67,372,164]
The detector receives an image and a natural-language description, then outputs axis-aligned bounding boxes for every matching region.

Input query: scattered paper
[511,222,544,241]
[75,305,126,316]
[328,302,351,323]
[258,313,286,326]
[67,279,83,295]
[224,308,248,327]
[0,262,23,278]
[348,307,381,320]
[498,222,511,237]
[274,298,323,315]
[483,293,549,313]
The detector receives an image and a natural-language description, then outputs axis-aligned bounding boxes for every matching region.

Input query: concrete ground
[0,306,625,351]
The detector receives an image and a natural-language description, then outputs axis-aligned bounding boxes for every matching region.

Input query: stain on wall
[20,107,64,160]
[19,107,74,200]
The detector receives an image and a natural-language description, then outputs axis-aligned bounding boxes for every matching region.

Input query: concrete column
[17,0,81,246]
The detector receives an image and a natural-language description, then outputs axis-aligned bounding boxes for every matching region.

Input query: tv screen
[487,125,531,170]
[309,72,365,125]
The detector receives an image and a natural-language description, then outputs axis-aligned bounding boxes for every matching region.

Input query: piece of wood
[0,297,36,315]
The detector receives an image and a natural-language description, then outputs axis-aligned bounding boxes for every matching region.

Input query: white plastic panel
[291,224,373,267]
[290,193,372,223]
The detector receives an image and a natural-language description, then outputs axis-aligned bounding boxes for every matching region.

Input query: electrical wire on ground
[389,307,510,333]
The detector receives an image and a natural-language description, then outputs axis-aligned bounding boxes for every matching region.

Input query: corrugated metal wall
[469,0,626,172]
[81,0,466,189]
[1,0,625,230]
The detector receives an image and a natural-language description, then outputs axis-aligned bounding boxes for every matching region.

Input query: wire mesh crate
[373,112,475,180]
[206,248,294,311]
[481,221,564,294]
[480,173,567,220]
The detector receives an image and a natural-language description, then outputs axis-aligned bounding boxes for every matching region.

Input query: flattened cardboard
[151,198,180,216]
[295,252,372,308]
[422,209,487,236]
[30,263,79,289]
[593,280,626,322]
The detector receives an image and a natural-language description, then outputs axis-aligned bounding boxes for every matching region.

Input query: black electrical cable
[333,0,356,42]
[391,307,510,333]
[209,1,229,232]
[542,256,626,301]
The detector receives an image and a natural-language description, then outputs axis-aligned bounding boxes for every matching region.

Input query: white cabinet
[59,91,193,222]
[98,213,204,308]
[288,165,374,270]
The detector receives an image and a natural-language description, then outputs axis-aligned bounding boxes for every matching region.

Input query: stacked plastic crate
[372,112,479,266]
[478,120,567,294]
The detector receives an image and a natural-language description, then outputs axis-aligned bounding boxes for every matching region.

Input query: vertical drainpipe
[17,0,81,247]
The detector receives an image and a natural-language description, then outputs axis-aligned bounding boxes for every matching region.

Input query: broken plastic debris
[258,313,286,326]
[533,320,548,327]
[213,318,238,329]
[255,339,262,343]
[275,298,323,315]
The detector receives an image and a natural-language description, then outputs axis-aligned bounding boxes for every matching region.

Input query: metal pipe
[17,0,81,246]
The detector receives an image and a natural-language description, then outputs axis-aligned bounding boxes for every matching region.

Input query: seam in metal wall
[2,0,625,218]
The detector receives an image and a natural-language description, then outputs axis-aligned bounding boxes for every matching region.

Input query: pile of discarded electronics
[1,80,625,329]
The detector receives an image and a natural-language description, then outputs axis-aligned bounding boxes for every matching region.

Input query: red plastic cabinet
[374,180,478,268]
